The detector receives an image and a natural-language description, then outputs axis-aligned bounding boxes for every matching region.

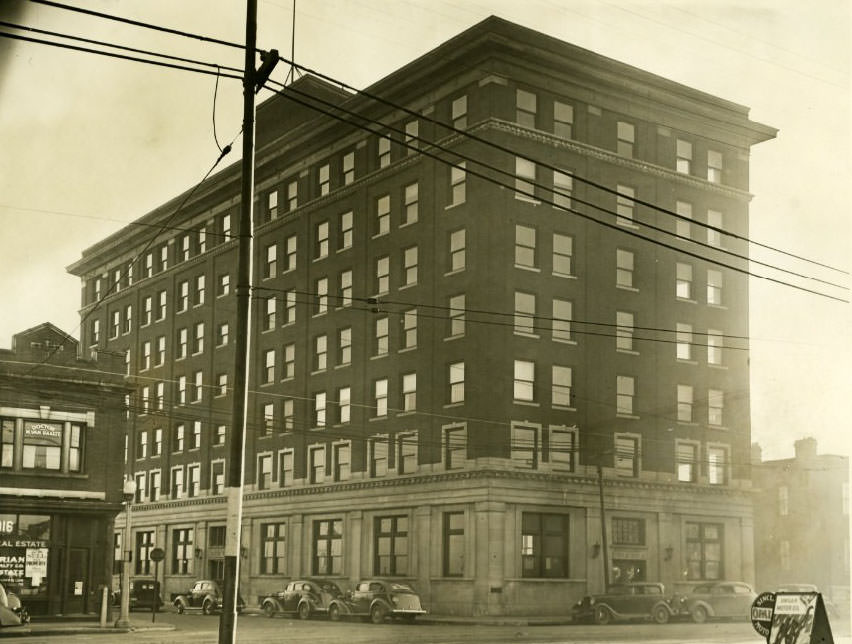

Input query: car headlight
[391,595,400,605]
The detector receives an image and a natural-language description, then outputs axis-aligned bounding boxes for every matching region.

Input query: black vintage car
[113,579,164,611]
[173,579,244,615]
[572,582,679,625]
[674,581,756,623]
[326,579,426,624]
[260,579,343,619]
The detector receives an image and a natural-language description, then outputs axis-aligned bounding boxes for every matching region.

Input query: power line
[22,0,848,277]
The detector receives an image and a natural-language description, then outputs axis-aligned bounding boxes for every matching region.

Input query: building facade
[0,323,129,616]
[753,438,850,607]
[68,18,776,615]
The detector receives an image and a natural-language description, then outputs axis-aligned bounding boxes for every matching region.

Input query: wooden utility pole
[218,1,257,641]
[597,463,610,592]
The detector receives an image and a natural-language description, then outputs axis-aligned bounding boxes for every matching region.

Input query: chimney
[794,437,818,461]
[750,442,763,465]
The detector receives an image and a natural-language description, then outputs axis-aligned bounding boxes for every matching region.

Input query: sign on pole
[751,591,835,644]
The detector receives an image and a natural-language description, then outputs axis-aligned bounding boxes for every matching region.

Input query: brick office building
[0,323,128,616]
[68,17,775,615]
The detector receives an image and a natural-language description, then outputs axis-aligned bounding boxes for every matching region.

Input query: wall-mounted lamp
[240,546,248,559]
[194,547,204,560]
[591,543,601,559]
[664,545,674,561]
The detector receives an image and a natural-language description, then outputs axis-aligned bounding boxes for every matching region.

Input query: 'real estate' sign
[751,592,835,644]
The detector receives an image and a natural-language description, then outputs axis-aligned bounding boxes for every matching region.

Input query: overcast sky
[0,0,849,460]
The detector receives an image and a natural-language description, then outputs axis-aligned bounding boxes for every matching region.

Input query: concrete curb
[0,623,176,638]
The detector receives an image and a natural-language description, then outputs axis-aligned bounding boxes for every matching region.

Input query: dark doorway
[65,548,90,613]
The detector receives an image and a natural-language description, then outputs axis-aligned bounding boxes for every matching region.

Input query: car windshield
[389,583,414,593]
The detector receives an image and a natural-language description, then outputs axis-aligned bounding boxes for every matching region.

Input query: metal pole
[597,463,610,592]
[218,1,257,642]
[115,485,133,628]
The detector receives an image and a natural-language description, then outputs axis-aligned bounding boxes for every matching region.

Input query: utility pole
[218,3,278,642]
[597,463,610,592]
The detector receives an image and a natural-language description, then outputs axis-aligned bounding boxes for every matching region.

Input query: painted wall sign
[23,421,62,445]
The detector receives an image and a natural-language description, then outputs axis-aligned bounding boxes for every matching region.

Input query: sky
[0,0,849,461]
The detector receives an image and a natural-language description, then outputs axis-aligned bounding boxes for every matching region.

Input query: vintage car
[571,582,679,625]
[675,581,756,623]
[326,579,427,624]
[260,579,343,619]
[173,579,244,615]
[0,582,28,627]
[113,579,164,611]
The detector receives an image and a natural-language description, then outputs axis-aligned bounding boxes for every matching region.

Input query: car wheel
[691,605,708,624]
[263,602,276,618]
[594,605,613,625]
[328,604,341,622]
[202,599,214,616]
[298,602,311,620]
[370,603,387,625]
[175,601,185,615]
[653,605,670,625]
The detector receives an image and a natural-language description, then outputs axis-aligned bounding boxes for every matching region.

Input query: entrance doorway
[64,548,90,613]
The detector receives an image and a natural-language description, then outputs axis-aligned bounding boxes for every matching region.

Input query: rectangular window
[398,432,417,474]
[192,371,203,403]
[515,157,536,199]
[152,427,162,455]
[137,430,148,459]
[449,294,465,337]
[402,373,417,411]
[159,245,168,271]
[448,228,466,272]
[511,425,538,468]
[309,446,325,484]
[315,220,329,258]
[708,446,728,485]
[515,224,536,268]
[708,389,724,426]
[156,336,165,365]
[334,443,351,481]
[685,522,723,580]
[707,330,723,365]
[144,253,153,278]
[450,163,466,205]
[217,273,230,296]
[444,425,466,469]
[339,211,353,250]
[451,95,467,129]
[217,373,228,396]
[111,310,120,338]
[263,349,275,384]
[257,453,272,489]
[443,512,464,577]
[378,135,391,168]
[314,392,327,427]
[312,519,342,575]
[149,470,161,501]
[374,316,389,356]
[315,277,328,314]
[134,471,146,502]
[278,450,293,487]
[157,290,167,320]
[337,387,351,424]
[552,299,572,342]
[676,263,693,299]
[676,200,693,238]
[375,256,389,294]
[403,246,418,285]
[337,269,352,308]
[374,379,388,417]
[176,376,187,405]
[170,465,184,499]
[449,362,464,404]
[141,341,151,370]
[284,289,296,324]
[677,384,694,422]
[616,376,635,415]
[707,210,723,247]
[552,365,572,407]
[370,436,389,476]
[616,185,635,225]
[403,183,418,225]
[142,296,152,326]
[616,311,634,351]
[514,291,536,335]
[553,233,573,276]
[217,323,229,347]
[676,139,692,174]
[194,274,205,305]
[513,360,535,402]
[554,101,573,139]
[375,195,390,236]
[402,308,417,349]
[707,150,723,183]
[516,88,536,127]
[342,151,355,185]
[264,243,277,278]
[549,427,575,470]
[374,516,408,576]
[677,443,698,482]
[267,190,278,220]
[215,425,225,446]
[612,518,645,545]
[285,235,297,271]
[135,531,155,575]
[173,423,185,452]
[211,461,224,494]
[617,121,634,157]
[262,403,274,436]
[318,163,330,196]
[521,513,569,578]
[404,120,418,153]
[287,180,298,211]
[283,399,294,431]
[676,323,693,360]
[172,527,193,575]
[707,269,723,305]
[261,523,286,574]
[314,334,328,371]
[337,328,351,365]
[187,463,200,497]
[193,322,204,354]
[615,435,639,477]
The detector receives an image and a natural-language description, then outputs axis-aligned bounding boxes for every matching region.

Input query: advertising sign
[751,591,776,639]
[23,422,63,445]
[25,548,48,586]
[751,591,834,644]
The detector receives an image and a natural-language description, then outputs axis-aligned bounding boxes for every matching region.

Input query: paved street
[4,613,850,644]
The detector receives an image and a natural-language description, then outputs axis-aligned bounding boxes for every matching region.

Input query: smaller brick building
[0,323,129,617]
[753,438,850,607]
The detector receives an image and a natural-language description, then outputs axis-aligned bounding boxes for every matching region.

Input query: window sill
[553,272,577,280]
[399,283,417,291]
[707,303,728,311]
[310,369,327,376]
[617,348,640,356]
[552,405,576,412]
[616,285,639,293]
[444,402,464,409]
[337,246,352,254]
[676,359,699,365]
[334,363,351,370]
[397,411,416,417]
[370,354,388,361]
[514,195,541,205]
[399,220,418,229]
[677,421,699,427]
[616,413,639,420]
[398,346,417,354]
[513,400,539,407]
[312,255,328,263]
[553,338,577,346]
[514,331,539,339]
[444,334,465,342]
[708,363,728,370]
[676,297,697,304]
[617,222,640,230]
[369,416,388,422]
[371,232,390,240]
[444,202,465,211]
[443,268,465,277]
[514,264,541,273]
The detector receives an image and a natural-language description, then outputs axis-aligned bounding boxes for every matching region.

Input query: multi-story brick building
[67,17,776,615]
[0,323,129,616]
[753,438,850,608]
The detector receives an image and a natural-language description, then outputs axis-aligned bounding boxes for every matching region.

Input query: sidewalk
[0,619,176,638]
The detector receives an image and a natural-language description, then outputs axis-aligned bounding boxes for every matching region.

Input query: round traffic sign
[751,591,776,639]
[149,547,165,562]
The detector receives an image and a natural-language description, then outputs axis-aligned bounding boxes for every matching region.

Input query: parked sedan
[260,579,343,619]
[113,579,164,611]
[675,581,755,623]
[327,579,427,624]
[571,582,679,625]
[173,579,244,615]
